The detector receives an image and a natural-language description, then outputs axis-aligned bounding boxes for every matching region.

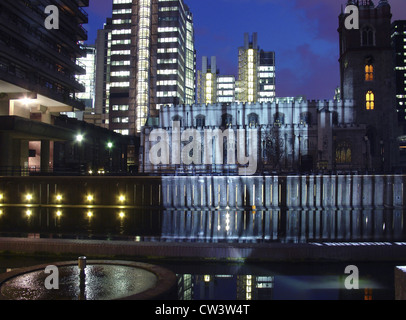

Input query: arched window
[336,142,352,164]
[274,113,285,126]
[221,114,233,128]
[196,115,205,127]
[361,26,375,46]
[248,113,259,128]
[300,112,312,126]
[172,115,183,126]
[365,64,374,81]
[366,91,375,110]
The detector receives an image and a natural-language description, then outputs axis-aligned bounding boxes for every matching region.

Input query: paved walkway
[1,237,406,262]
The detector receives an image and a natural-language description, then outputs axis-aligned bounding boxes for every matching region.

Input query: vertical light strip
[247,49,255,103]
[136,0,152,133]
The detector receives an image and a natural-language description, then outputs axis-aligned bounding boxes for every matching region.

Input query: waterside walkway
[1,237,406,262]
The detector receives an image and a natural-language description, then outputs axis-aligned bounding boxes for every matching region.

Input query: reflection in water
[0,265,158,300]
[0,206,404,243]
[176,273,385,300]
[161,208,405,243]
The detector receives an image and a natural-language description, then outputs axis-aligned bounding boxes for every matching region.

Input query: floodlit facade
[139,100,367,174]
[338,0,400,171]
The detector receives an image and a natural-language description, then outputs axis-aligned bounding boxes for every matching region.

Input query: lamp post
[107,141,113,173]
[76,134,84,175]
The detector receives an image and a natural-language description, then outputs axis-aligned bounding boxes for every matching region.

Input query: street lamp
[107,141,113,173]
[76,134,84,174]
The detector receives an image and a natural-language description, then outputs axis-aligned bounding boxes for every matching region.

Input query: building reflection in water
[161,208,405,244]
[0,206,404,243]
[176,272,386,300]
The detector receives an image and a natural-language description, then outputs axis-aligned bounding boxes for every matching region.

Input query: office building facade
[392,20,406,129]
[197,56,236,105]
[237,33,275,103]
[100,0,195,137]
[0,0,90,174]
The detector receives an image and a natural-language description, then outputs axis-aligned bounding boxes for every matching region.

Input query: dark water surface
[0,255,404,300]
[0,205,405,300]
[0,206,404,244]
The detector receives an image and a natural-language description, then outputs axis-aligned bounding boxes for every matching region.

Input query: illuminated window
[274,112,285,126]
[196,115,205,127]
[300,112,312,126]
[365,65,374,81]
[248,113,259,128]
[336,142,352,164]
[222,114,233,128]
[366,91,375,110]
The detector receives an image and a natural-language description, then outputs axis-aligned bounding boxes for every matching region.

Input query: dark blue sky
[85,0,406,100]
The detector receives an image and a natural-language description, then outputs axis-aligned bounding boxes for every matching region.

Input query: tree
[261,127,285,171]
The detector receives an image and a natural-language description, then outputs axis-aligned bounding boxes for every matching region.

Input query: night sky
[85,0,406,100]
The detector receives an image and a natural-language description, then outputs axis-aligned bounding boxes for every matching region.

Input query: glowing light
[119,195,126,203]
[87,211,93,218]
[119,212,125,219]
[25,194,33,202]
[76,134,84,143]
[56,195,63,202]
[0,210,3,216]
[19,98,36,106]
[86,195,94,202]
[107,142,113,149]
[56,210,62,217]
[26,209,32,217]
[0,194,3,200]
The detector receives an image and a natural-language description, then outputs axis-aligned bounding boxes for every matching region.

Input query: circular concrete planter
[0,260,176,300]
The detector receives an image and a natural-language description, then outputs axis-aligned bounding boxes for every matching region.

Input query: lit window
[336,141,352,164]
[366,91,375,110]
[365,65,374,81]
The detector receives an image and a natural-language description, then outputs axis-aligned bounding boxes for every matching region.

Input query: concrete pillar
[301,176,308,208]
[394,175,404,208]
[41,109,52,124]
[0,133,13,175]
[271,176,279,208]
[352,175,362,208]
[362,175,373,208]
[41,140,50,173]
[315,175,322,207]
[394,209,403,239]
[352,209,362,241]
[271,209,279,240]
[384,175,394,208]
[374,175,384,207]
[264,210,271,240]
[219,177,228,208]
